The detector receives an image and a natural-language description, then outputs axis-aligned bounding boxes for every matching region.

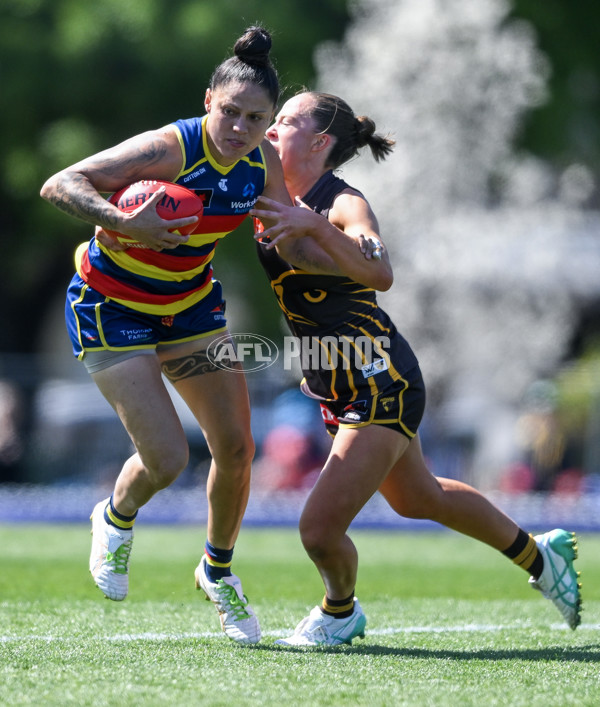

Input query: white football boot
[276,598,367,647]
[195,555,261,645]
[529,529,582,629]
[89,498,133,601]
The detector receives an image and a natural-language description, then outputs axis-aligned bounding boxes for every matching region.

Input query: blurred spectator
[253,425,321,491]
[498,462,536,494]
[502,379,583,495]
[252,388,328,491]
[551,468,585,496]
[0,380,25,483]
[516,381,566,489]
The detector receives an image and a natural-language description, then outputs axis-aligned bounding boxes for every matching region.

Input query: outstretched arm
[251,190,393,291]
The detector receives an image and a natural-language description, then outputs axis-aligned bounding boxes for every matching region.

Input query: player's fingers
[360,235,383,260]
[253,225,276,242]
[95,227,127,252]
[166,215,199,231]
[160,230,192,249]
[249,207,275,220]
[142,185,167,207]
[254,195,279,208]
[262,228,291,248]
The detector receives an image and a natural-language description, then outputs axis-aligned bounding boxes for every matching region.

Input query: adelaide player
[251,90,582,646]
[40,26,291,645]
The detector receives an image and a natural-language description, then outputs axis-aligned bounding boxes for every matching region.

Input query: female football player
[251,91,582,646]
[40,26,291,645]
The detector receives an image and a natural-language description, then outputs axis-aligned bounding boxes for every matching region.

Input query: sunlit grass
[1,526,599,706]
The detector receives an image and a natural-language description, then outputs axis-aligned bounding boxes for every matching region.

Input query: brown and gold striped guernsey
[256,170,419,403]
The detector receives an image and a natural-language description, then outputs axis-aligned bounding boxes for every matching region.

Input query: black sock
[321,592,355,619]
[502,529,544,579]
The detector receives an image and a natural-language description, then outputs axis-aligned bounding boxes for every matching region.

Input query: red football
[104,180,203,239]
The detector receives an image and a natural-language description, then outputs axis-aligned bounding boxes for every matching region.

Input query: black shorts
[319,365,426,440]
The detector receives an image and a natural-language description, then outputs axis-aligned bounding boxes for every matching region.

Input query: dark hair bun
[234,26,272,67]
[355,116,376,147]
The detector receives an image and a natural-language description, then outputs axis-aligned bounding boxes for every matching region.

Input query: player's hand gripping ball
[104,180,204,240]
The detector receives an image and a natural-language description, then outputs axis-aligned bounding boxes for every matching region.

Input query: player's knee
[300,534,328,562]
[143,445,189,489]
[399,499,434,520]
[214,431,255,472]
[298,519,330,561]
[386,488,441,520]
[233,433,256,468]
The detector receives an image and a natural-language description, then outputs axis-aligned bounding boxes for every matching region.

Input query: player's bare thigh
[157,333,253,456]
[302,424,409,534]
[91,352,188,467]
[378,434,443,516]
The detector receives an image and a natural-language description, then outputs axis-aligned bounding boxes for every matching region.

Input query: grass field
[1,524,599,706]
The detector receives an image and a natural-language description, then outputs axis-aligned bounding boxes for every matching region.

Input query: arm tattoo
[87,137,169,181]
[45,136,171,227]
[48,172,123,227]
[161,350,241,382]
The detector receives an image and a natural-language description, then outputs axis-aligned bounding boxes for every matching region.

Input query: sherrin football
[104,180,203,239]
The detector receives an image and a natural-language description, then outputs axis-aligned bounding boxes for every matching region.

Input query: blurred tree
[1,0,599,357]
[510,0,600,185]
[304,0,600,486]
[0,0,349,354]
[312,0,587,406]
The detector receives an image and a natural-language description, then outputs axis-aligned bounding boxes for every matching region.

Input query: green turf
[1,525,599,706]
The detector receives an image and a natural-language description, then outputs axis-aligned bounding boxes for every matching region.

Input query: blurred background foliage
[512,0,600,173]
[1,0,600,491]
[1,0,351,352]
[1,0,599,355]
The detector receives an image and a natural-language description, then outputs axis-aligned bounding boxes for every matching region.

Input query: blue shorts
[319,365,426,441]
[65,274,228,359]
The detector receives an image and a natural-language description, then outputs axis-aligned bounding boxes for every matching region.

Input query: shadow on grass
[250,642,600,662]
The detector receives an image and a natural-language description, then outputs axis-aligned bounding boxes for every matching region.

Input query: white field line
[1,623,599,642]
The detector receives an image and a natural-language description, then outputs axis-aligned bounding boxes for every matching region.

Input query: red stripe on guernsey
[80,249,212,304]
[121,247,211,272]
[192,213,247,234]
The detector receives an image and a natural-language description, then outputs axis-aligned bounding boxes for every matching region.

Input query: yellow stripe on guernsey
[98,238,218,281]
[105,280,215,316]
[318,339,340,400]
[348,323,403,384]
[174,115,268,180]
[74,242,215,316]
[113,282,215,316]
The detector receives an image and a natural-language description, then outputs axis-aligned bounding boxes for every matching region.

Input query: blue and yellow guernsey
[75,115,267,315]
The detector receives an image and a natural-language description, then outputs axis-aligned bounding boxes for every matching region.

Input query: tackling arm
[251,190,393,291]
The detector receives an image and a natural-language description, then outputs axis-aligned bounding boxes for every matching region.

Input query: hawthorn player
[251,91,582,646]
[40,26,291,645]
